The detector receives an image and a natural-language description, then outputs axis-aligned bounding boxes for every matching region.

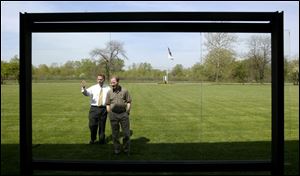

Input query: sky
[1,1,299,70]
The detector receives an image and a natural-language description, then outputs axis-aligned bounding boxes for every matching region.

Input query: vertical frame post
[271,11,284,175]
[20,13,33,176]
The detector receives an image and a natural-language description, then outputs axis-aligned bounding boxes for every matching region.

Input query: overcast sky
[1,1,299,70]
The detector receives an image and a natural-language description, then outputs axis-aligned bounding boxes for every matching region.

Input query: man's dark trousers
[89,106,107,143]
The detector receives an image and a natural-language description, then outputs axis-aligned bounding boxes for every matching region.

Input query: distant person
[106,76,132,155]
[81,74,110,144]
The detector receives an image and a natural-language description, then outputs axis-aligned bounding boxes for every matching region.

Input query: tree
[35,64,50,80]
[204,33,237,51]
[203,33,237,82]
[291,66,299,85]
[191,62,205,81]
[246,35,271,83]
[171,64,185,80]
[98,58,125,76]
[203,48,236,82]
[1,55,19,84]
[9,55,20,82]
[286,58,299,85]
[77,58,98,79]
[232,60,249,83]
[122,62,153,80]
[90,40,127,80]
[49,63,61,79]
[137,62,152,76]
[1,60,9,84]
[284,58,289,82]
[60,61,77,78]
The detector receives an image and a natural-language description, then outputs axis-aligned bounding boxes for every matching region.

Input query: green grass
[1,82,299,175]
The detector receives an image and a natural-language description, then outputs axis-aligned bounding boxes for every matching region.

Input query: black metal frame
[20,12,284,175]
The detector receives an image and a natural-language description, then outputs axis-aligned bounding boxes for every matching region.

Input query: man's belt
[91,105,106,108]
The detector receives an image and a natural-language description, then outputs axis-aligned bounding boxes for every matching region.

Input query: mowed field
[1,82,299,175]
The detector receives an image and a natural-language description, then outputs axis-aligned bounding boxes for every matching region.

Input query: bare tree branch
[90,40,127,80]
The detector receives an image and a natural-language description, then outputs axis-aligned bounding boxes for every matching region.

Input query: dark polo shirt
[105,86,132,113]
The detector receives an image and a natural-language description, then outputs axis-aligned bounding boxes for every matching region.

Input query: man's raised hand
[81,80,86,88]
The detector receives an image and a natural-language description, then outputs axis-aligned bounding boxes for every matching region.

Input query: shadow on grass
[1,140,298,175]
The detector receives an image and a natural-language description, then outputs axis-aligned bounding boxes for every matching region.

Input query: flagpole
[167,47,174,84]
[166,69,169,84]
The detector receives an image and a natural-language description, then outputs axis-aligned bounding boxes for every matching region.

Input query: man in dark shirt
[106,76,132,155]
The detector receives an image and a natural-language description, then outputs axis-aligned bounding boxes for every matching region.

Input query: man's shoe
[124,149,130,156]
[98,140,106,144]
[114,150,121,155]
[89,140,95,144]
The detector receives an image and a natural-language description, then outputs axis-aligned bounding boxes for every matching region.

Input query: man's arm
[126,103,131,114]
[81,80,90,96]
[106,105,111,113]
[105,91,111,112]
[125,90,132,114]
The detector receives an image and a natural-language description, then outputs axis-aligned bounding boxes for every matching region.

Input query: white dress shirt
[81,84,111,106]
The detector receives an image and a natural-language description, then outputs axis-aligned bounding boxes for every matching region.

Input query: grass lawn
[1,82,298,175]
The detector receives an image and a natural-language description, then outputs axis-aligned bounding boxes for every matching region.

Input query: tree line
[1,34,299,84]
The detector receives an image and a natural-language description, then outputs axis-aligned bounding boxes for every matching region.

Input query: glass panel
[31,32,272,162]
[284,29,299,175]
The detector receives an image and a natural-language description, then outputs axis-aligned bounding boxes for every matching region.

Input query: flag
[168,47,174,60]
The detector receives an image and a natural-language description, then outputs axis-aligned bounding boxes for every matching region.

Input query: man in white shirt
[81,74,111,144]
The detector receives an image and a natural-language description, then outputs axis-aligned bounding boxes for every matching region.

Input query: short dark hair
[111,76,119,82]
[98,74,105,80]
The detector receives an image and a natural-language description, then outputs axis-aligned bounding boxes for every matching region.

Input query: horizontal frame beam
[27,12,275,22]
[33,159,271,172]
[31,22,271,33]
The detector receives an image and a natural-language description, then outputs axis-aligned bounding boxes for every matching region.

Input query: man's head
[110,76,119,89]
[97,74,105,86]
